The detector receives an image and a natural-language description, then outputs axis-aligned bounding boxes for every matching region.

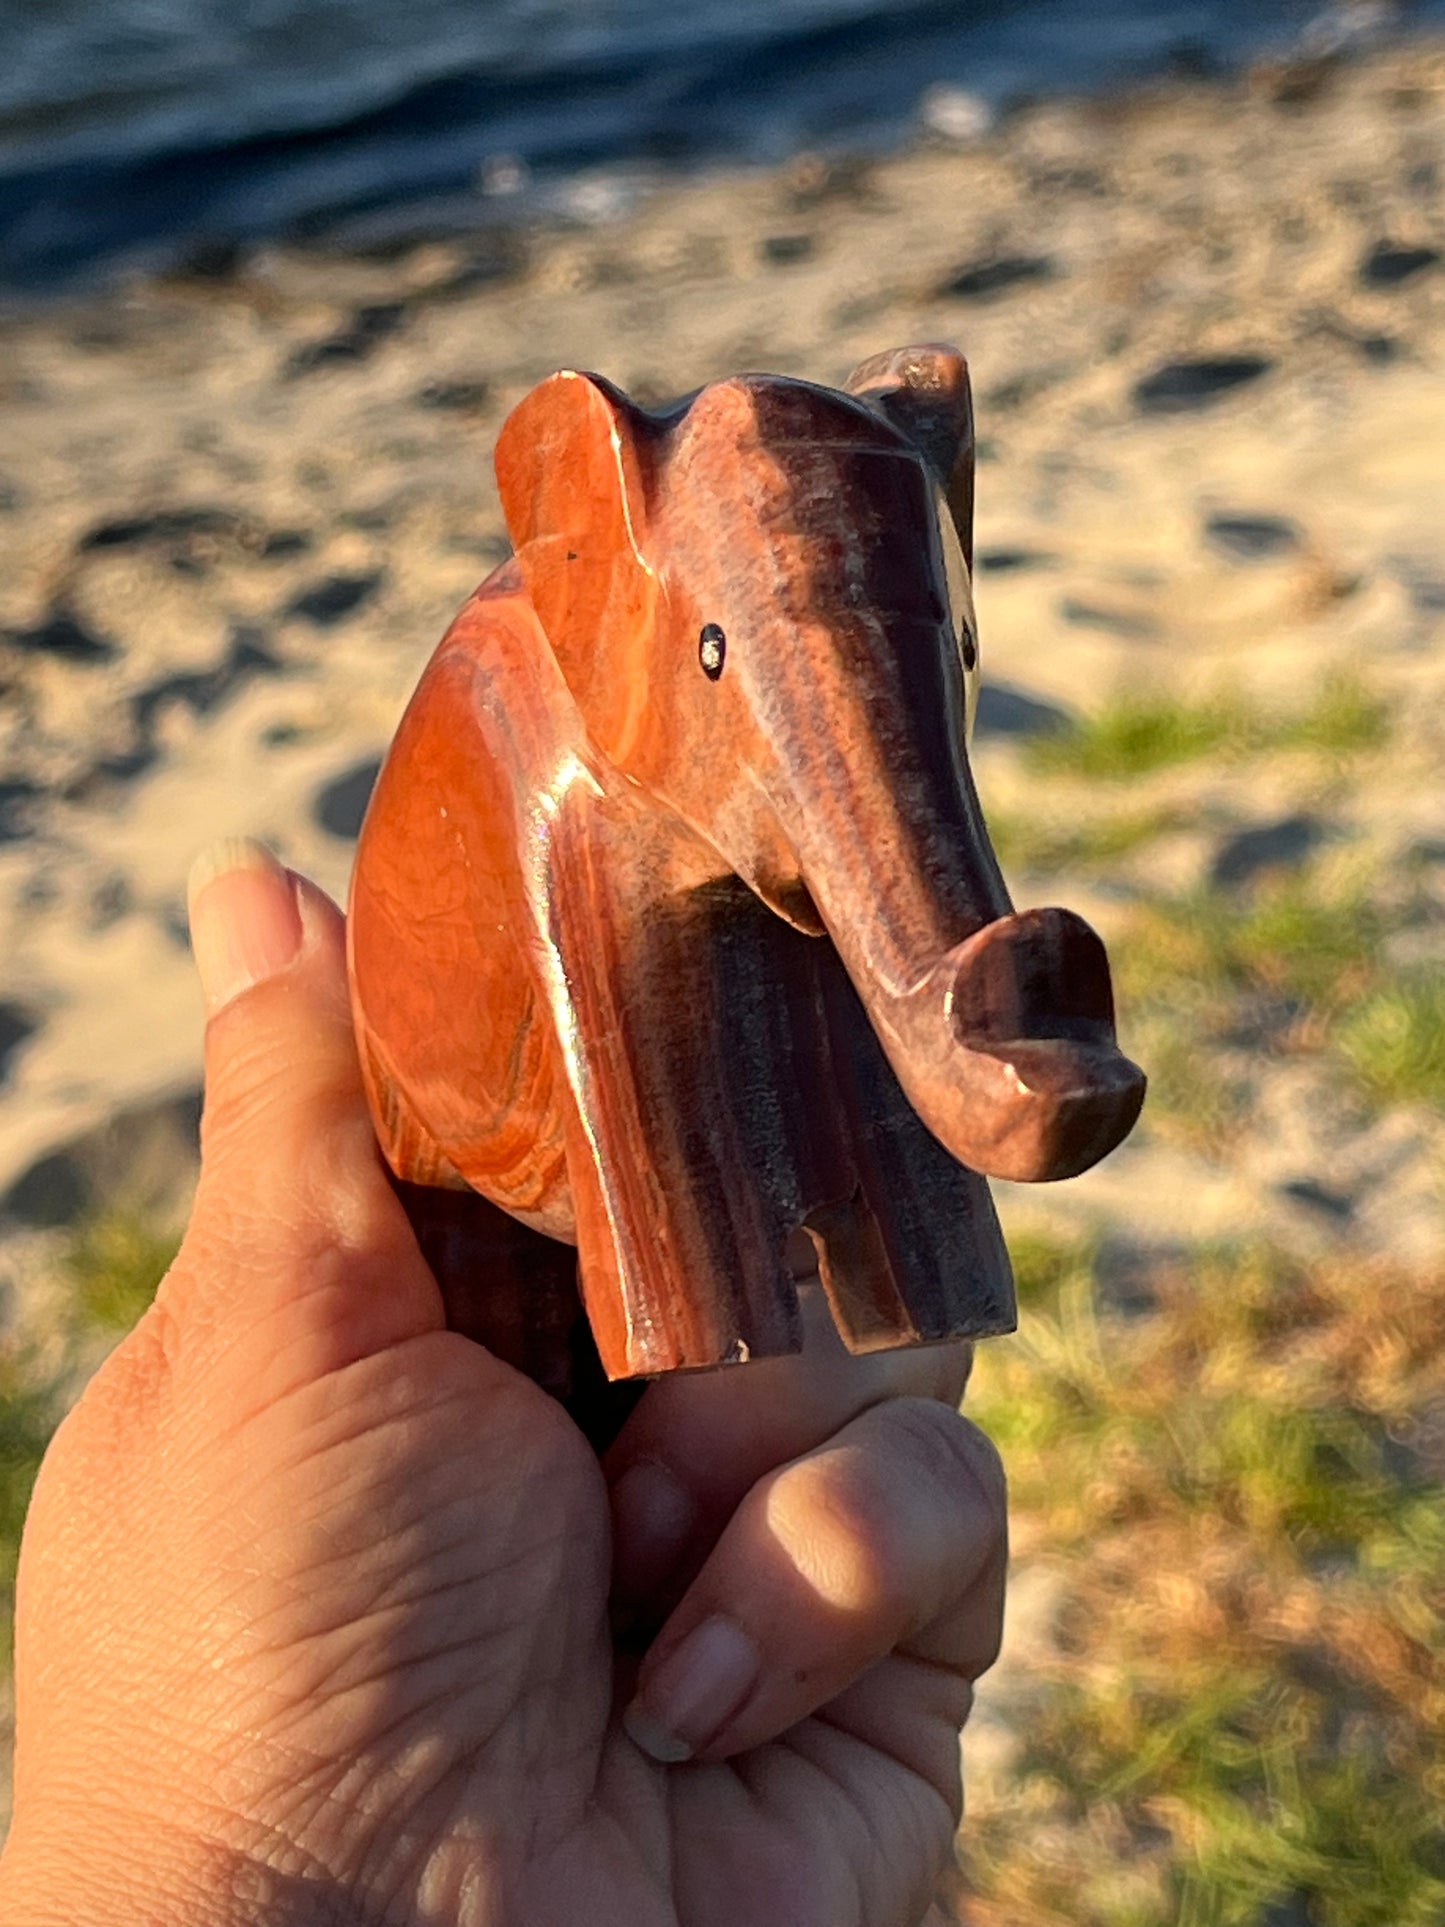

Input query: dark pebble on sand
[90,873,133,930]
[283,572,383,627]
[1390,560,1445,613]
[0,1001,40,1087]
[984,368,1063,412]
[973,682,1072,739]
[416,379,492,412]
[0,780,41,841]
[64,625,283,805]
[1205,513,1302,560]
[132,625,281,734]
[977,547,1059,573]
[314,757,383,839]
[64,746,160,799]
[939,254,1056,301]
[79,506,238,549]
[5,606,117,664]
[1059,598,1161,641]
[1358,239,1441,288]
[1211,814,1327,889]
[1279,1178,1353,1223]
[1133,355,1272,414]
[0,1089,203,1230]
[1,1148,89,1227]
[760,233,815,265]
[259,528,314,559]
[78,506,306,568]
[285,303,408,378]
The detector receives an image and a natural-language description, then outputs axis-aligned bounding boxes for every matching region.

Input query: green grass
[65,1211,179,1332]
[0,1211,176,1669]
[1024,691,1248,779]
[1004,1229,1098,1309]
[1336,975,1445,1109]
[988,803,1184,877]
[1119,1023,1253,1157]
[0,1348,60,1672]
[1023,679,1389,781]
[958,1239,1445,1927]
[954,667,1444,1918]
[1108,859,1430,1146]
[1119,867,1386,1013]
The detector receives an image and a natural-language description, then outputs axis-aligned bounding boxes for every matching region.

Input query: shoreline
[3,2,1422,299]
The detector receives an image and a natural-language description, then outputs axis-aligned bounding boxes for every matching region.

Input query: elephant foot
[803,1196,923,1353]
[801,1187,1015,1356]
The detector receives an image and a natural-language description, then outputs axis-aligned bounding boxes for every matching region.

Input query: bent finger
[606,1283,973,1616]
[623,1396,1006,1764]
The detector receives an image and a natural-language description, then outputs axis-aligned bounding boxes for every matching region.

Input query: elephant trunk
[884,906,1146,1182]
[784,721,1144,1183]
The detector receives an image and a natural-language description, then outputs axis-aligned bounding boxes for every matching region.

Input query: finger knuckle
[761,1451,904,1621]
[883,1397,1007,1528]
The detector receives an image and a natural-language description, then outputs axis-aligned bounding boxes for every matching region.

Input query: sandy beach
[2,30,1443,1881]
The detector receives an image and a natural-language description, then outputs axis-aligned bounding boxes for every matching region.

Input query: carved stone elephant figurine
[348,343,1145,1382]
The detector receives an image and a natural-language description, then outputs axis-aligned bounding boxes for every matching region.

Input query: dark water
[0,0,1433,291]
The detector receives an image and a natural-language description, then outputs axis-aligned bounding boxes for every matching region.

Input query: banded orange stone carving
[348,344,1145,1384]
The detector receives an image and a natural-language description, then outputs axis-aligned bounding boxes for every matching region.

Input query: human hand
[0,842,1006,1927]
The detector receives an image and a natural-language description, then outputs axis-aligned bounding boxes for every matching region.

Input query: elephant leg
[801,1192,922,1352]
[535,792,838,1378]
[814,947,1016,1351]
[357,1020,613,1418]
[348,597,575,1239]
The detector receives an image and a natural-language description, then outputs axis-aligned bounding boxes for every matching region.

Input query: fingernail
[611,1459,696,1600]
[187,838,303,1015]
[624,1614,761,1765]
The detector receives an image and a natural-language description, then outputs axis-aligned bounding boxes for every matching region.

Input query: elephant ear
[845,343,975,569]
[495,369,663,760]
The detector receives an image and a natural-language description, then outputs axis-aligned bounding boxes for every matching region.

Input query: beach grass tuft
[0,1345,58,1671]
[1335,975,1445,1110]
[0,1211,177,1667]
[960,1241,1445,1927]
[65,1210,179,1332]
[1024,678,1389,781]
[987,803,1185,877]
[1107,858,1435,1143]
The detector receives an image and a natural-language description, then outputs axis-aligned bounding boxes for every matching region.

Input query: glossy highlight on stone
[348,343,1145,1382]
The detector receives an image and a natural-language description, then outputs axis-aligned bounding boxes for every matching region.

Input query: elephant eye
[699,623,727,680]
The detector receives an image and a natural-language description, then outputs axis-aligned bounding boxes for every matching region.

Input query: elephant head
[495,344,1144,1182]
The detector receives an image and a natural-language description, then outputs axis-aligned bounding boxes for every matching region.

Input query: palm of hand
[2,861,1002,1927]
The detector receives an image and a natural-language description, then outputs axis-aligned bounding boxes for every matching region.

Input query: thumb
[174,838,442,1374]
